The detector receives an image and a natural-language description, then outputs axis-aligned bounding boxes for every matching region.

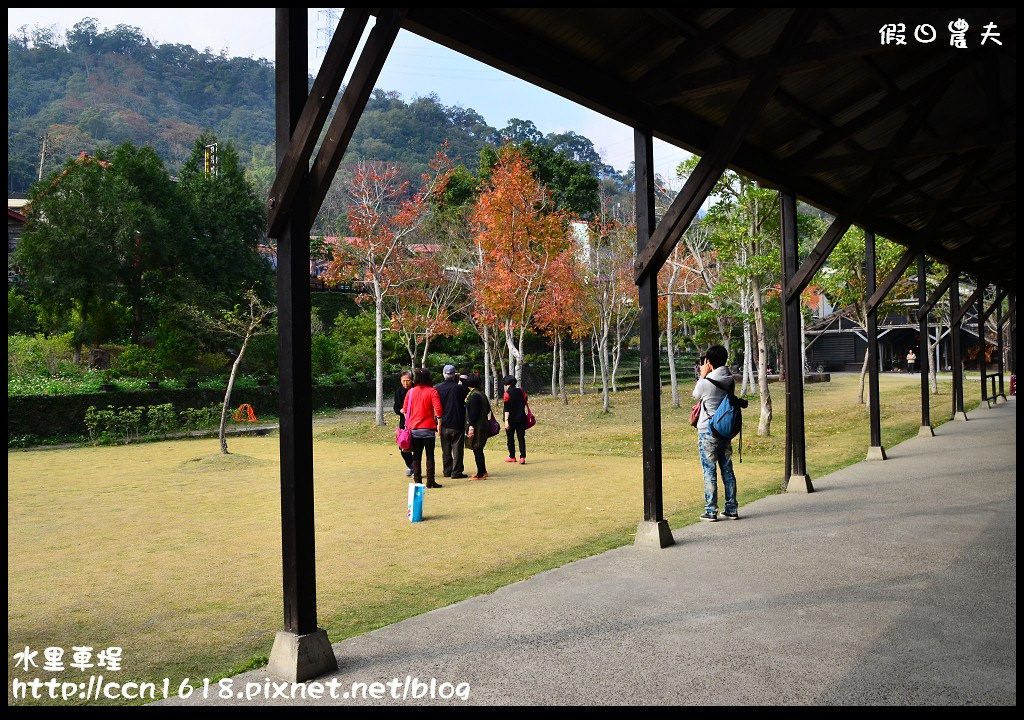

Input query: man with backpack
[692,344,743,521]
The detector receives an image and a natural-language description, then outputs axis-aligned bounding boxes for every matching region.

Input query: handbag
[689,402,701,428]
[488,410,502,437]
[396,426,412,452]
[525,402,536,429]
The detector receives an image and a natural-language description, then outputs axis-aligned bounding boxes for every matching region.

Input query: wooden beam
[653,30,887,104]
[801,135,1011,175]
[635,9,821,282]
[266,8,371,238]
[920,269,955,316]
[784,77,950,303]
[307,9,407,228]
[634,128,664,525]
[951,283,986,328]
[274,6,317,638]
[865,245,918,315]
[980,288,1008,324]
[635,8,770,95]
[866,231,884,450]
[786,53,977,171]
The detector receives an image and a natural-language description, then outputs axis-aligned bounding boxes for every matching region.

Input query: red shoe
[469,473,487,481]
[519,458,526,465]
[504,457,516,463]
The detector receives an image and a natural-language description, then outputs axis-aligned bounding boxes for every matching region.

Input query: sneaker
[721,510,739,520]
[504,457,517,463]
[699,511,718,522]
[404,467,413,477]
[469,473,487,481]
[519,458,526,465]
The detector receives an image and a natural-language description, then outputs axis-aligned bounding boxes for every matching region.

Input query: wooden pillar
[978,288,989,406]
[917,254,933,436]
[781,192,812,490]
[632,128,672,549]
[949,272,968,420]
[865,231,886,459]
[266,7,337,683]
[996,298,1006,400]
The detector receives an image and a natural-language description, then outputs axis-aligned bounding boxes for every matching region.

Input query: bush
[311,333,339,376]
[113,345,162,378]
[155,317,201,374]
[244,333,278,377]
[7,332,76,378]
[7,288,38,335]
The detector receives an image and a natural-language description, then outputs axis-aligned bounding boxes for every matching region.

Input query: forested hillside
[8,17,629,207]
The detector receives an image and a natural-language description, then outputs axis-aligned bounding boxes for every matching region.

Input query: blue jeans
[699,431,737,514]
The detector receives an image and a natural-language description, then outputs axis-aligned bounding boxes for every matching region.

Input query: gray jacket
[692,366,734,433]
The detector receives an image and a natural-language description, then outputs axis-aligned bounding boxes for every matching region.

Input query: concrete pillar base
[634,520,675,548]
[918,425,935,438]
[866,445,887,461]
[267,628,337,683]
[786,474,813,493]
[954,411,969,421]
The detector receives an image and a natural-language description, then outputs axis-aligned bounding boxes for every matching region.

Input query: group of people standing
[393,365,530,487]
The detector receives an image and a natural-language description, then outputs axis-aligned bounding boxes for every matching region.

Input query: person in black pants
[463,373,491,480]
[393,370,414,476]
[502,374,528,464]
[435,364,469,478]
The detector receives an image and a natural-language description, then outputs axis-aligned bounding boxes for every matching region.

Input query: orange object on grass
[233,404,258,422]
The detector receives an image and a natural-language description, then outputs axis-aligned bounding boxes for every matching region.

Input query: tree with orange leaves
[471,145,571,385]
[323,146,452,425]
[534,247,590,403]
[389,251,464,369]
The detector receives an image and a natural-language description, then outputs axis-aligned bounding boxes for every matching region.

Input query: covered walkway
[163,398,1016,706]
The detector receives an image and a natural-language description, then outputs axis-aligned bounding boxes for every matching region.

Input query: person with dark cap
[502,374,528,464]
[436,364,469,479]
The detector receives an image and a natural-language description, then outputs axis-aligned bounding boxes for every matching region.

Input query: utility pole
[316,8,341,62]
[38,133,47,181]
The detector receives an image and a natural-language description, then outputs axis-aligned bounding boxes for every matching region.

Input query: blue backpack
[705,377,749,460]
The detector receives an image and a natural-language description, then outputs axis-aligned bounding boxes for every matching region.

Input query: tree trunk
[741,316,753,396]
[559,335,568,405]
[931,325,940,394]
[612,319,623,394]
[483,324,491,402]
[551,334,558,396]
[420,334,431,368]
[666,290,678,406]
[374,290,385,426]
[751,276,773,436]
[219,335,250,454]
[858,347,870,405]
[579,339,585,395]
[599,332,610,413]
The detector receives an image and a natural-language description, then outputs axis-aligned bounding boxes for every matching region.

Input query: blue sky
[7,7,692,184]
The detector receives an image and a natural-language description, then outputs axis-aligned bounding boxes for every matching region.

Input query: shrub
[155,317,200,374]
[7,332,76,378]
[113,345,162,378]
[311,333,339,376]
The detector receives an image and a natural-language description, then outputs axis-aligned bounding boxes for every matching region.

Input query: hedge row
[8,379,389,444]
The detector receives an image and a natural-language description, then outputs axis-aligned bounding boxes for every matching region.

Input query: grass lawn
[7,372,984,704]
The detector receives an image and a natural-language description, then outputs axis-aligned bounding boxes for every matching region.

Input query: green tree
[814,227,913,404]
[14,152,118,361]
[176,133,273,308]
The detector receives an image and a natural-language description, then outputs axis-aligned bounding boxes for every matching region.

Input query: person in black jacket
[393,370,414,477]
[435,364,469,478]
[463,373,491,480]
[502,374,528,464]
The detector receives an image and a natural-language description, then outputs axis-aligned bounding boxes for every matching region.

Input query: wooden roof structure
[264,8,1016,681]
[400,8,1016,290]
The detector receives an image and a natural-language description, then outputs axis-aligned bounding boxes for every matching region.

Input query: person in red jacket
[402,367,444,488]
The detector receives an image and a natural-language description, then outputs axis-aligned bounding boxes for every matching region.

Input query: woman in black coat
[463,373,491,480]
[393,370,414,476]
